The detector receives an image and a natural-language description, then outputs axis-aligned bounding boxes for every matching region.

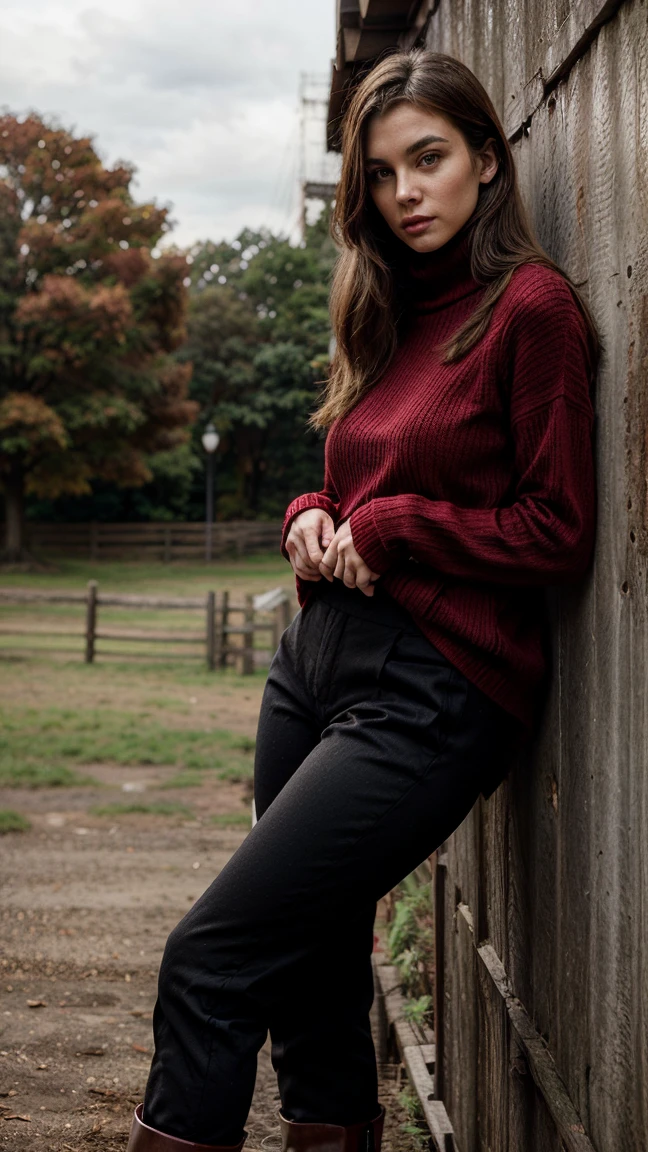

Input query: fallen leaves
[0,1103,30,1122]
[27,999,47,1008]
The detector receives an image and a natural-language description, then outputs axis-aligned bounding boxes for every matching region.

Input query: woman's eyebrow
[405,133,449,155]
[365,134,450,166]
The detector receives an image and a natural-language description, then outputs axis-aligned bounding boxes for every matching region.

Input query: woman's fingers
[301,525,325,567]
[319,538,338,581]
[355,565,379,597]
[312,518,380,595]
[286,510,336,581]
[287,536,315,573]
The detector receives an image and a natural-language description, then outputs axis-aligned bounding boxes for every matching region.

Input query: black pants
[143,579,520,1144]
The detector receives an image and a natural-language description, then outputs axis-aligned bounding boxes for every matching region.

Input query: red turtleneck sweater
[281,236,597,733]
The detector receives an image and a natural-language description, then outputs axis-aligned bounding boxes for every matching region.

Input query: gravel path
[0,774,418,1152]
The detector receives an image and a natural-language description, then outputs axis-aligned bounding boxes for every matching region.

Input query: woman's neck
[402,224,482,312]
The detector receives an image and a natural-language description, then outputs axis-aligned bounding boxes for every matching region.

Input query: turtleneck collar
[403,224,483,313]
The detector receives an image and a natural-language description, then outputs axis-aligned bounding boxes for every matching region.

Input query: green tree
[0,113,197,558]
[178,212,336,519]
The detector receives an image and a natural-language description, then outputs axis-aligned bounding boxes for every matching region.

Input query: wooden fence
[0,583,294,672]
[19,521,282,562]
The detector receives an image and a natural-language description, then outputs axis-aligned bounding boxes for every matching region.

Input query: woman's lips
[402,216,435,235]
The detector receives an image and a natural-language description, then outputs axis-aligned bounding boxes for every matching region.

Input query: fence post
[206,590,216,670]
[85,580,98,664]
[219,590,229,668]
[272,596,293,653]
[242,593,255,675]
[433,849,447,1101]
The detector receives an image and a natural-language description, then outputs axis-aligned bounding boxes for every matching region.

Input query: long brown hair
[312,49,599,429]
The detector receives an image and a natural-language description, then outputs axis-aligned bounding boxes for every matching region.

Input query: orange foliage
[0,393,68,469]
[0,111,195,509]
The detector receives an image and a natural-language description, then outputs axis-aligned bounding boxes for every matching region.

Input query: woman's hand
[285,508,335,582]
[319,519,380,597]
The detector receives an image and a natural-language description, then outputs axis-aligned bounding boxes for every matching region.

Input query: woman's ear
[478,138,499,185]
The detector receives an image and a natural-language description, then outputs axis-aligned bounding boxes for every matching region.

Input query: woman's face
[364,102,498,252]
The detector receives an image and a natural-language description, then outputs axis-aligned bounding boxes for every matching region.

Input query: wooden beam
[373,959,455,1152]
[359,0,421,25]
[402,1045,456,1152]
[85,580,97,664]
[432,850,447,1101]
[469,930,599,1152]
[504,0,628,139]
[342,26,398,62]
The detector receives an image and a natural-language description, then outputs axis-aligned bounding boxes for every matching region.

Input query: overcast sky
[0,0,336,247]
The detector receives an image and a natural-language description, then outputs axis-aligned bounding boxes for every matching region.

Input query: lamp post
[202,422,220,563]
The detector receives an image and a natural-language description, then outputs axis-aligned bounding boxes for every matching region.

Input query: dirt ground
[1,674,418,1152]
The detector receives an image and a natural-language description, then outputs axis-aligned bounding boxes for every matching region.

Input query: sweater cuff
[281,493,338,560]
[349,502,405,575]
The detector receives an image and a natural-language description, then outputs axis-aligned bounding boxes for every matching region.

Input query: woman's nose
[394,172,422,204]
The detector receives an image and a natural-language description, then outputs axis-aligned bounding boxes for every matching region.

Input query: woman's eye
[368,168,391,182]
[420,152,440,167]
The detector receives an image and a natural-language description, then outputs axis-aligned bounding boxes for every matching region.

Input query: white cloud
[0,0,335,245]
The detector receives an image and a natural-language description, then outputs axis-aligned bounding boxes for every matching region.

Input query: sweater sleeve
[349,277,597,586]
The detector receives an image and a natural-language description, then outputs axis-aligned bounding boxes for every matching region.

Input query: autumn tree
[0,113,197,558]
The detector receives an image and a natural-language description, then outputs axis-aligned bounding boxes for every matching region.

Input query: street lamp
[202,422,220,562]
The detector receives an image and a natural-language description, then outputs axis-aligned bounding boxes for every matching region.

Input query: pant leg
[143,596,515,1142]
[143,612,322,1145]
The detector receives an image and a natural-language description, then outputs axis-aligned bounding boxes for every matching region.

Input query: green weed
[402,994,433,1029]
[90,801,193,818]
[388,881,434,999]
[160,771,209,789]
[0,706,255,786]
[0,809,31,833]
[397,1085,429,1149]
[209,812,252,827]
[0,758,97,789]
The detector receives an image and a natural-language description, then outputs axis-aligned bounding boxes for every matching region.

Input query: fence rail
[0,582,294,672]
[18,520,283,561]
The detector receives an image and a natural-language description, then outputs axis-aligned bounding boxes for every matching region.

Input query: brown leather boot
[126,1104,248,1152]
[278,1106,385,1152]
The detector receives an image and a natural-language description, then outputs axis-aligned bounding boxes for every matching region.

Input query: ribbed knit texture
[281,236,596,732]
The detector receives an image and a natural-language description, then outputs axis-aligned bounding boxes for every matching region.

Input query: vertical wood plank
[219,590,229,669]
[85,580,98,664]
[242,593,254,675]
[432,849,447,1103]
[206,590,216,671]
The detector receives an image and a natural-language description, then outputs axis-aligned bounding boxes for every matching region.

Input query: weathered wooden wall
[421,2,648,1150]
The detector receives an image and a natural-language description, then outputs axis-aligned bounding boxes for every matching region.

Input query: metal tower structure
[298,72,341,237]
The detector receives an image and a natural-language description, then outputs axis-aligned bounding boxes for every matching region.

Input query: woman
[126,50,597,1152]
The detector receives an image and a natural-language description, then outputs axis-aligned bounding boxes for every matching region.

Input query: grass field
[0,555,288,797]
[0,554,289,594]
